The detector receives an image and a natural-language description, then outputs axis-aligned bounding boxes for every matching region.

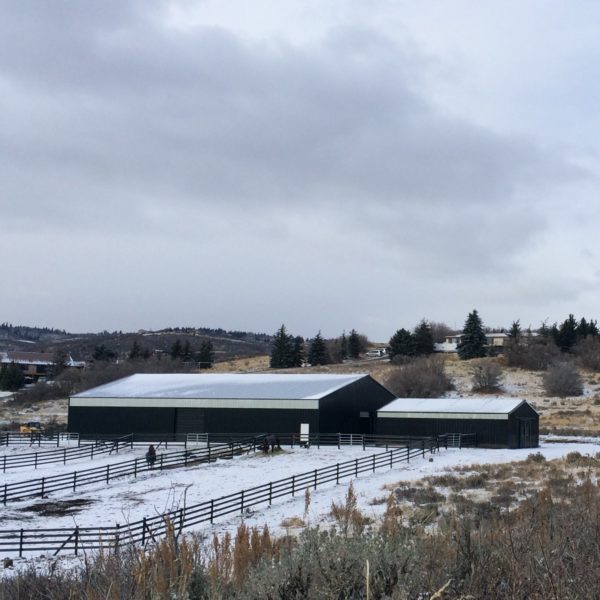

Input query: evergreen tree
[457,310,487,360]
[412,320,434,355]
[348,329,361,359]
[0,363,25,391]
[554,314,578,352]
[270,325,294,368]
[577,317,590,338]
[507,320,522,339]
[589,319,599,337]
[129,341,142,360]
[170,339,183,360]
[182,340,192,362]
[290,336,305,367]
[339,332,348,361]
[197,341,214,369]
[308,332,330,366]
[388,328,414,359]
[93,344,116,362]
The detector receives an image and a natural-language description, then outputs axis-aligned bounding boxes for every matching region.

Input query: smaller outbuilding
[376,397,538,448]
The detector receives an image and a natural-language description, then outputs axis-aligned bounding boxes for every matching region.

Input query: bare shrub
[504,336,561,370]
[384,356,453,398]
[543,361,584,397]
[574,336,600,371]
[525,452,546,463]
[330,482,370,535]
[470,359,502,392]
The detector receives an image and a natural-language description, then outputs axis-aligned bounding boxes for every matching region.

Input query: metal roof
[72,373,369,401]
[378,396,533,415]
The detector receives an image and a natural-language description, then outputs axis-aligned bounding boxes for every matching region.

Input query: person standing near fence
[146,444,156,467]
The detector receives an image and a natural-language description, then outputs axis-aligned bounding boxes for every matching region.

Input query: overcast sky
[2,1,599,341]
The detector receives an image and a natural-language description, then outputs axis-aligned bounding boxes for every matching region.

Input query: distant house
[435,332,531,354]
[376,397,539,448]
[0,351,85,380]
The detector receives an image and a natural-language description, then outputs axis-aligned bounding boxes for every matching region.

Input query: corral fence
[1,436,262,505]
[0,438,439,557]
[0,432,79,447]
[1,435,134,473]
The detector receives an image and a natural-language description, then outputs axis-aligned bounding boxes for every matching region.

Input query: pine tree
[290,336,305,367]
[0,362,25,391]
[348,329,361,359]
[308,332,330,365]
[129,341,142,360]
[554,314,578,352]
[93,344,116,362]
[269,325,294,369]
[170,339,183,360]
[339,332,348,361]
[577,317,590,338]
[182,340,192,362]
[589,319,599,337]
[457,310,488,360]
[197,341,214,369]
[412,320,434,355]
[507,319,522,339]
[388,328,414,359]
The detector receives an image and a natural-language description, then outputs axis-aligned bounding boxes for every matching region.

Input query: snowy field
[1,437,599,571]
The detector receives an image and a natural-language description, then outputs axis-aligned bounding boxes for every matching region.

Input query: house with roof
[376,397,538,448]
[68,373,396,437]
[0,351,85,380]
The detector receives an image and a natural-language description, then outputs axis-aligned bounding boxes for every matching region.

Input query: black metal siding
[202,407,319,435]
[375,401,539,448]
[319,377,396,434]
[68,406,176,435]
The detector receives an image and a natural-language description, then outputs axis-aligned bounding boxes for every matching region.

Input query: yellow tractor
[19,421,43,434]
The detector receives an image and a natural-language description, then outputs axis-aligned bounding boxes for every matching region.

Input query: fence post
[41,477,45,498]
[134,458,138,478]
[292,475,295,497]
[355,458,358,477]
[389,450,392,469]
[336,464,339,484]
[73,471,77,491]
[363,436,366,451]
[210,500,214,524]
[422,440,425,458]
[459,435,462,450]
[35,453,38,470]
[337,434,340,450]
[407,446,410,463]
[241,490,245,514]
[208,445,211,463]
[64,448,67,465]
[314,469,317,490]
[291,434,294,449]
[19,529,24,558]
[269,482,273,505]
[372,455,375,473]
[106,464,110,484]
[74,526,79,556]
[91,445,94,460]
[3,483,7,505]
[3,455,5,473]
[142,518,147,546]
[114,523,120,553]
[230,443,233,460]
[160,454,164,471]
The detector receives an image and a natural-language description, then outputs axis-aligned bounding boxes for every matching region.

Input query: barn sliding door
[176,408,206,434]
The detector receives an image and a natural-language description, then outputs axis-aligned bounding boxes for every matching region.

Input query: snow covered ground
[1,438,599,570]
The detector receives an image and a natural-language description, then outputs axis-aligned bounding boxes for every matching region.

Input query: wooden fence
[0,439,438,557]
[1,437,260,505]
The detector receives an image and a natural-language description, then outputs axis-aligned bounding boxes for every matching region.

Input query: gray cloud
[0,1,593,337]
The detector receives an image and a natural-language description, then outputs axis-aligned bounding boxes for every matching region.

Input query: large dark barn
[68,373,395,437]
[376,397,539,448]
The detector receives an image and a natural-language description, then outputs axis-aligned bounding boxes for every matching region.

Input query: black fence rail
[1,437,261,505]
[438,433,477,449]
[0,432,80,447]
[1,435,134,473]
[0,438,439,557]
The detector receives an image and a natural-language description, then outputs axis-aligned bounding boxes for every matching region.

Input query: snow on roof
[378,396,531,415]
[73,373,369,401]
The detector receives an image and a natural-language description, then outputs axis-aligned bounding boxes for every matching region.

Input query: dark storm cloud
[0,1,583,277]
